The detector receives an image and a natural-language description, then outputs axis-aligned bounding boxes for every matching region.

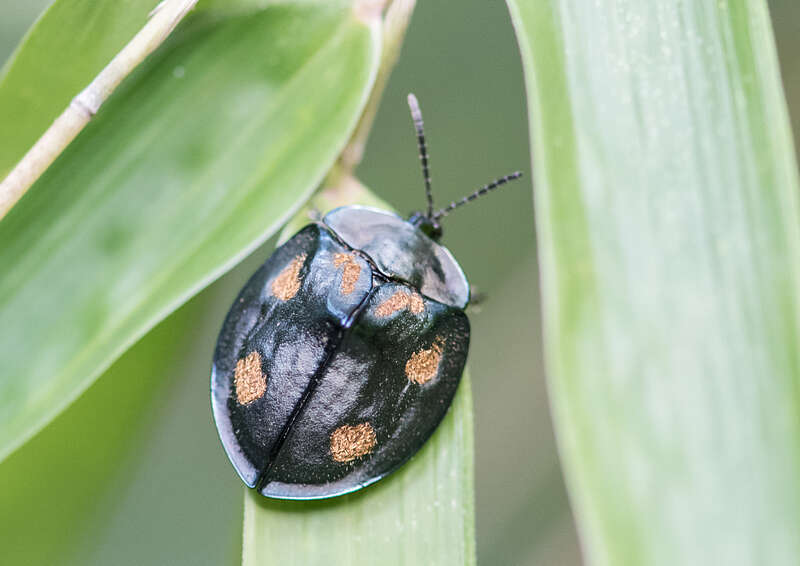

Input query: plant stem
[335,0,416,180]
[0,0,198,220]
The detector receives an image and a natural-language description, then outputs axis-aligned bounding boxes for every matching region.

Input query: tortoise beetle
[211,94,522,499]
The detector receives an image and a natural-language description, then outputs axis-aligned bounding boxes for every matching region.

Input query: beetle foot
[466,290,488,313]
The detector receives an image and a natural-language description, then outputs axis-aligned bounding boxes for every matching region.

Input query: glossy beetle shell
[211,206,470,499]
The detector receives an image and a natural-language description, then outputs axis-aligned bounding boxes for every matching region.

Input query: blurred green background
[1,1,798,564]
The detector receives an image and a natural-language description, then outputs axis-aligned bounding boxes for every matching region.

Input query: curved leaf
[508,0,800,563]
[0,1,381,462]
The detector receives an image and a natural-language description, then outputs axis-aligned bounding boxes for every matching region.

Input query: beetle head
[408,211,443,241]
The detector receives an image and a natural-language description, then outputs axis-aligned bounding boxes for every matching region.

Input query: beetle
[211,94,522,499]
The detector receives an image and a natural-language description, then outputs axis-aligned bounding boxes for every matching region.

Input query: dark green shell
[211,206,470,499]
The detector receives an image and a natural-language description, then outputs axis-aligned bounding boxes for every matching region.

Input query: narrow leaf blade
[242,180,476,566]
[508,0,800,563]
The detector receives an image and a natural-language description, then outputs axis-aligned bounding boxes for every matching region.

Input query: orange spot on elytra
[271,254,306,301]
[405,338,444,385]
[234,351,266,404]
[333,253,361,295]
[375,290,425,317]
[330,422,377,462]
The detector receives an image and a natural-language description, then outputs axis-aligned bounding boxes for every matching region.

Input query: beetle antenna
[432,172,523,220]
[407,93,434,218]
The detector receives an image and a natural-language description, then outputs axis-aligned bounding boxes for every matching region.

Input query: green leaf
[508,0,800,563]
[242,178,476,566]
[0,1,380,462]
[0,295,211,566]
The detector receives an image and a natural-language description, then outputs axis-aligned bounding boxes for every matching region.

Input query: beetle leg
[465,289,488,313]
